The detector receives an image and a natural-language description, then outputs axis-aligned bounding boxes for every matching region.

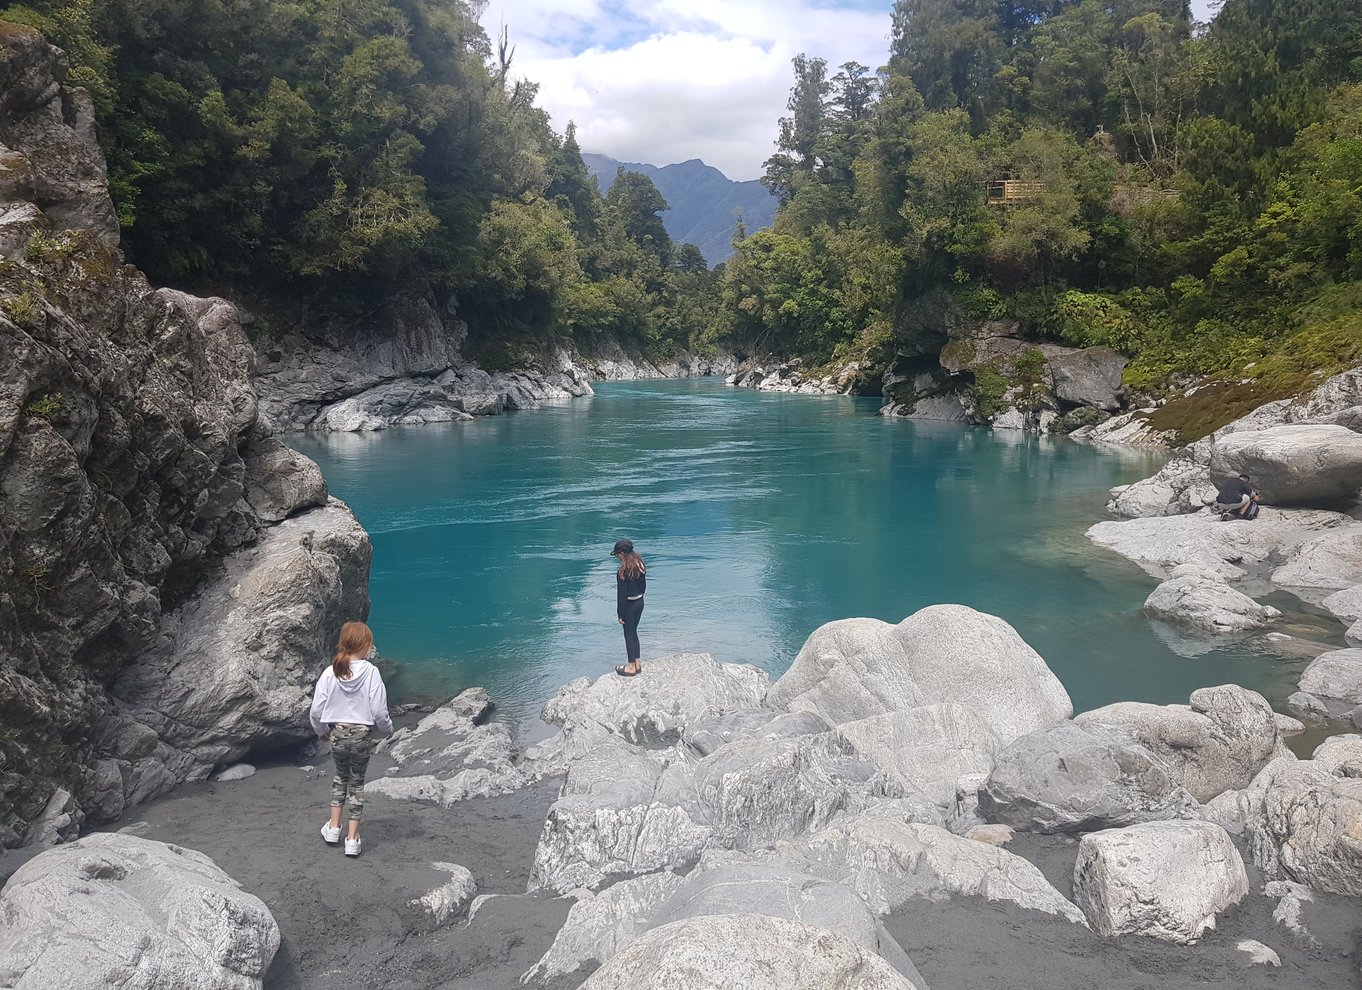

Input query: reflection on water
[290,380,1343,729]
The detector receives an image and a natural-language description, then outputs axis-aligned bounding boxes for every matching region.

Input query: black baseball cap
[611,538,634,555]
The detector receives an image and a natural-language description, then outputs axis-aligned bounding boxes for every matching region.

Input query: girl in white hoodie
[310,621,393,857]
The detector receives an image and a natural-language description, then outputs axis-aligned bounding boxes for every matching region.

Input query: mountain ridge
[583,153,777,266]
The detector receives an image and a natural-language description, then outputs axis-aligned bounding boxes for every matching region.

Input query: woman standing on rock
[612,539,646,677]
[310,620,393,857]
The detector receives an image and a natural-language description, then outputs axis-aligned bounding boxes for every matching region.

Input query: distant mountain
[583,153,777,267]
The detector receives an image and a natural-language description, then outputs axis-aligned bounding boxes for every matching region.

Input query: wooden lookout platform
[986,179,1046,205]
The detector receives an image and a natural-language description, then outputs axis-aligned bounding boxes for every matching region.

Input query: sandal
[615,664,639,677]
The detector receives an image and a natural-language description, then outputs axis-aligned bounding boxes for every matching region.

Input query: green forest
[3,0,1361,434]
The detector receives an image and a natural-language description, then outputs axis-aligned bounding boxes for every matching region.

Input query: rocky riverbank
[1081,365,1362,727]
[722,291,1137,432]
[2,605,1359,989]
[251,306,737,434]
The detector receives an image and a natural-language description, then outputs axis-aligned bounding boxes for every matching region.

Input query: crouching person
[1214,472,1261,521]
[310,621,393,858]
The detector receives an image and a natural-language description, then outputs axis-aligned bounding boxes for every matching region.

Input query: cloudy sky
[478,1,1220,181]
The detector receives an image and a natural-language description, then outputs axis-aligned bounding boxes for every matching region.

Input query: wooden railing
[986,180,1046,204]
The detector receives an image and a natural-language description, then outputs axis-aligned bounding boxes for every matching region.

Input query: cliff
[0,25,369,848]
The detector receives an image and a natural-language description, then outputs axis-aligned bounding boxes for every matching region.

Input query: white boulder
[1209,424,1362,505]
[577,914,925,990]
[1298,649,1362,707]
[541,654,770,744]
[1075,685,1285,802]
[767,605,1072,743]
[1072,820,1249,943]
[0,833,280,990]
[1141,567,1280,633]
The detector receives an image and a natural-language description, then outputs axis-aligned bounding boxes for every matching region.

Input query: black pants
[620,598,644,663]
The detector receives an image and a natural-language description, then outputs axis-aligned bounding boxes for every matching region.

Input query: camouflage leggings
[330,723,376,822]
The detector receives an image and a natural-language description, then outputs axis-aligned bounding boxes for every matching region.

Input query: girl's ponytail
[333,621,373,679]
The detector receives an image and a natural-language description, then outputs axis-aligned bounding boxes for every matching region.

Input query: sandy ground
[889,831,1361,990]
[0,730,584,990]
[3,730,1359,990]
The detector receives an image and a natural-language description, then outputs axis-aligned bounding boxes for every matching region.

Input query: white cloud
[479,0,1223,181]
[480,0,894,180]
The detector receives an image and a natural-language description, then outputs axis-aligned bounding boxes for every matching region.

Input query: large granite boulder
[834,704,1003,806]
[1271,530,1362,589]
[527,863,920,985]
[1107,456,1217,518]
[529,731,897,895]
[1075,685,1285,802]
[1072,821,1249,943]
[1086,508,1362,580]
[1209,424,1362,505]
[542,654,770,745]
[1141,565,1280,633]
[1322,585,1362,623]
[1252,771,1362,895]
[0,832,280,989]
[577,914,924,990]
[766,605,1072,743]
[1049,346,1127,411]
[978,721,1197,833]
[1298,649,1362,708]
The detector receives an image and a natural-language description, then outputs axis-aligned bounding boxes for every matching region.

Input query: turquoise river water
[290,379,1336,729]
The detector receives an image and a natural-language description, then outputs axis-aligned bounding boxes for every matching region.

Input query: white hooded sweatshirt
[309,658,394,738]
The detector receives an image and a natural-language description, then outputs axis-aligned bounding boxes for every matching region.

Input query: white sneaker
[344,836,362,857]
[320,823,341,845]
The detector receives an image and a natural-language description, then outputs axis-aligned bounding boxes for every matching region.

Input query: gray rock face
[1073,821,1249,944]
[410,862,477,927]
[1253,772,1362,895]
[1075,685,1285,802]
[1142,566,1281,633]
[1209,424,1362,505]
[242,438,328,522]
[1049,346,1127,411]
[1298,649,1362,707]
[682,709,831,757]
[102,500,370,802]
[0,27,368,848]
[0,24,119,248]
[766,605,1072,744]
[250,288,644,433]
[577,914,924,990]
[1322,584,1362,622]
[0,832,280,989]
[979,721,1198,833]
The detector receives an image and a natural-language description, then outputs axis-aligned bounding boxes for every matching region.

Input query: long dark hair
[616,549,646,580]
[333,621,373,679]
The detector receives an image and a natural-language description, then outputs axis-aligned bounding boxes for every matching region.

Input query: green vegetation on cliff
[0,0,721,357]
[710,0,1362,435]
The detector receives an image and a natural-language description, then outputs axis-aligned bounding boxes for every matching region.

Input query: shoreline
[4,693,1357,990]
